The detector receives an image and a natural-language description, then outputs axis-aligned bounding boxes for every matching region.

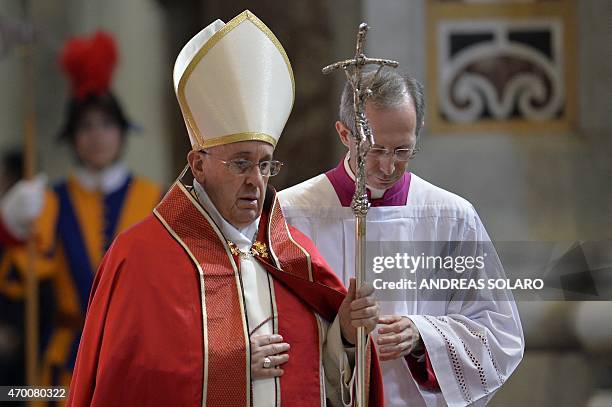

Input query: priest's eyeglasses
[367,145,420,162]
[200,150,284,177]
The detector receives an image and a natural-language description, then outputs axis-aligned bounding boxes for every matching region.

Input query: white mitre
[173,10,295,150]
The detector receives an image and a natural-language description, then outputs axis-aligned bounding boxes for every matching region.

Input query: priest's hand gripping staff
[322,23,398,407]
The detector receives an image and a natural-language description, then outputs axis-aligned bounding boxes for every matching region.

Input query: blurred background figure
[33,31,162,396]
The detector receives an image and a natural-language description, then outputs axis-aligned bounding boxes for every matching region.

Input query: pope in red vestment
[67,180,384,406]
[67,10,384,407]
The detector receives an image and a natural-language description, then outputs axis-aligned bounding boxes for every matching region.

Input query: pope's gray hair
[338,69,425,140]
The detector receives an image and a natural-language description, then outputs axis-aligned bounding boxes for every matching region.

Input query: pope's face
[188,141,273,230]
[337,97,418,190]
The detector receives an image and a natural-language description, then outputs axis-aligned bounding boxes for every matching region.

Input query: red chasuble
[67,181,384,406]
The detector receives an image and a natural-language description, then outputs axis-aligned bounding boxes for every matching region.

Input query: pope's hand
[377,315,423,361]
[250,334,290,380]
[0,174,46,240]
[339,278,379,345]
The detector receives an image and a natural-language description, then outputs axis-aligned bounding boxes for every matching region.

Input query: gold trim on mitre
[195,132,278,150]
[177,10,294,149]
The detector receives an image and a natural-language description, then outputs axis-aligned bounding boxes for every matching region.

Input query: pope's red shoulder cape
[67,181,383,406]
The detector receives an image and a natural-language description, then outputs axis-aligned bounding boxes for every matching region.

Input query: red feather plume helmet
[60,31,118,99]
[58,31,130,141]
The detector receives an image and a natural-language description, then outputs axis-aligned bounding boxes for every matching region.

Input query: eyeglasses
[367,146,420,162]
[200,150,284,177]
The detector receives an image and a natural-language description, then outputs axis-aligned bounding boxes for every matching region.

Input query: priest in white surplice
[278,70,524,406]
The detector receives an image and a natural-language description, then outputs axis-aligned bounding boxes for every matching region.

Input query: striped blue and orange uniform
[36,173,161,400]
[0,190,57,387]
